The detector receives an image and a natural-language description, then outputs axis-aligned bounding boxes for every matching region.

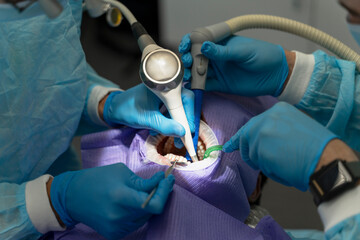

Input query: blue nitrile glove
[223,102,337,191]
[103,83,195,137]
[50,163,174,240]
[179,34,289,96]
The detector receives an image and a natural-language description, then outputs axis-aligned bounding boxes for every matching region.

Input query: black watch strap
[309,160,360,206]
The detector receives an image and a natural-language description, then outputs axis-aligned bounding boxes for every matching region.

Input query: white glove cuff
[25,174,66,234]
[278,51,314,105]
[318,185,360,231]
[87,85,122,127]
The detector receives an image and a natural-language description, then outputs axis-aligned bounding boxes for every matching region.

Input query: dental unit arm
[189,14,360,152]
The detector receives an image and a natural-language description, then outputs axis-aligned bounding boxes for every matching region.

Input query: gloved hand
[179,34,289,96]
[223,102,337,191]
[50,163,174,240]
[103,83,195,137]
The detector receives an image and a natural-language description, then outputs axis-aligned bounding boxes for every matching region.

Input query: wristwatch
[309,159,360,206]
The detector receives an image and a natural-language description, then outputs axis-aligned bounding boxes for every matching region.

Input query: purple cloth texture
[53,93,289,240]
[255,216,292,240]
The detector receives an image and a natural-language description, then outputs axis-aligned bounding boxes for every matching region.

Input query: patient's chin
[145,120,220,170]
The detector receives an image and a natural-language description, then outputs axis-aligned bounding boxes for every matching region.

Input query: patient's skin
[339,0,360,23]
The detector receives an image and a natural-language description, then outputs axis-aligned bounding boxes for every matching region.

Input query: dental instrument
[203,145,223,159]
[141,159,178,209]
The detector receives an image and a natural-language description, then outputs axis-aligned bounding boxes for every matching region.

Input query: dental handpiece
[139,46,198,163]
[99,0,198,162]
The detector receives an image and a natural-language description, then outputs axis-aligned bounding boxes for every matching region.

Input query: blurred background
[78,0,360,231]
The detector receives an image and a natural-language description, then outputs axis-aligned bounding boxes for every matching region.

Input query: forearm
[46,178,65,227]
[280,50,296,94]
[0,176,65,239]
[98,93,110,122]
[0,181,38,239]
[280,50,360,151]
[316,138,359,172]
[82,63,121,128]
[314,139,360,237]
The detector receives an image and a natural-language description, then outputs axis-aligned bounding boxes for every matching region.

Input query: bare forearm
[46,178,65,227]
[280,50,296,94]
[98,94,110,121]
[316,138,359,173]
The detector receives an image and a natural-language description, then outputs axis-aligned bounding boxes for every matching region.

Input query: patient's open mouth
[154,135,206,165]
[145,120,219,168]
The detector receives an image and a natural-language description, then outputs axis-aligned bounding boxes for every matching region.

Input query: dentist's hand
[102,83,195,137]
[223,102,337,191]
[50,163,174,240]
[179,34,294,97]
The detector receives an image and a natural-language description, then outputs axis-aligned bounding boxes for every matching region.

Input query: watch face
[310,160,357,205]
[317,161,353,193]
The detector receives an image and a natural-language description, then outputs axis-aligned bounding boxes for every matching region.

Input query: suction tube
[190,14,360,85]
[102,0,157,54]
[189,14,360,153]
[227,15,360,69]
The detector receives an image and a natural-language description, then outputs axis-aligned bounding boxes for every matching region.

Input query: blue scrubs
[285,50,360,239]
[0,1,118,239]
[296,50,360,152]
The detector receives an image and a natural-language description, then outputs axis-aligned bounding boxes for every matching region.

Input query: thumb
[130,171,165,192]
[201,41,238,61]
[238,124,259,171]
[223,129,242,153]
[142,112,185,137]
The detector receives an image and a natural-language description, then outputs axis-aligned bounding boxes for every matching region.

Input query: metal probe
[141,160,178,209]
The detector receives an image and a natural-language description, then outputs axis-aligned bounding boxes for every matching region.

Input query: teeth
[168,155,189,166]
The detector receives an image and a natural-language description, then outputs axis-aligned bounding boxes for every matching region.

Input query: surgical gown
[0,0,119,239]
[279,50,360,239]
